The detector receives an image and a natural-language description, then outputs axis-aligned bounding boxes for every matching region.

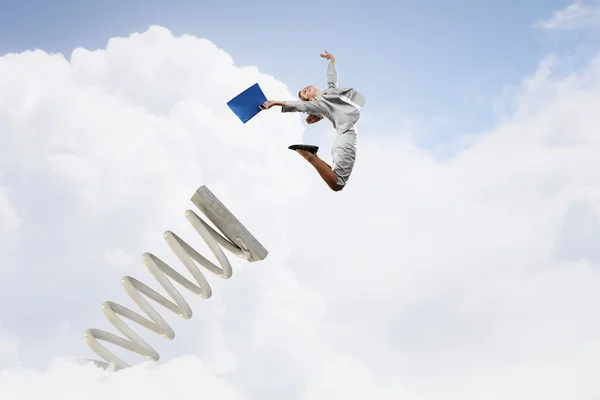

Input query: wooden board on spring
[191,185,268,262]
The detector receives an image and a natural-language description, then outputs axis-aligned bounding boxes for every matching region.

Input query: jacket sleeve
[327,61,337,89]
[281,100,324,115]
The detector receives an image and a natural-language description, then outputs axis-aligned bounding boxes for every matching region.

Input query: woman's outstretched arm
[260,100,323,115]
[326,62,337,89]
[320,50,337,88]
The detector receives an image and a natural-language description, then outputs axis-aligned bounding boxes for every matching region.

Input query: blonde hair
[298,89,324,124]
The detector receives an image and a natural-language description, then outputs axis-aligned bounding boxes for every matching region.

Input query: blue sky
[0,0,593,149]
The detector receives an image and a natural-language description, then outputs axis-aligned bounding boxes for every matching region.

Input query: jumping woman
[259,51,365,192]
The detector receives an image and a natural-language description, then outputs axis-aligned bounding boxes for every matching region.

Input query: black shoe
[288,144,319,154]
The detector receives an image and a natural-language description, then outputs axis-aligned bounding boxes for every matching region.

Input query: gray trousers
[331,125,358,188]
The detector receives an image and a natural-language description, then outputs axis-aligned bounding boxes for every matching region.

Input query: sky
[2,0,597,149]
[1,0,600,399]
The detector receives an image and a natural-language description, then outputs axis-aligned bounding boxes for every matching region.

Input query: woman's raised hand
[320,50,335,62]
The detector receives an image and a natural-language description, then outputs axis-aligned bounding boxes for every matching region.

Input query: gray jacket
[281,61,365,133]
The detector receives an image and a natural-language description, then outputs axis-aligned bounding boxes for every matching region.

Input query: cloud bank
[534,0,600,30]
[1,24,600,400]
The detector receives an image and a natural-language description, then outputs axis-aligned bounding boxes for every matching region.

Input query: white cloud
[534,0,600,30]
[1,24,600,400]
[0,357,246,400]
[0,185,22,241]
[0,325,20,369]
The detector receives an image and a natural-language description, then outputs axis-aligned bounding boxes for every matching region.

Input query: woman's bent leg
[295,150,341,191]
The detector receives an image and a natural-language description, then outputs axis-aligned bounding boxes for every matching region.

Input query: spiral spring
[81,185,268,370]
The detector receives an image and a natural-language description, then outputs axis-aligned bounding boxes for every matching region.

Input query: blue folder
[227,83,268,123]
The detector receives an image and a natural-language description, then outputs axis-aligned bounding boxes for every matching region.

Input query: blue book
[227,83,268,123]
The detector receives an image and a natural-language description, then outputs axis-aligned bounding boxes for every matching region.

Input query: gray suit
[281,61,365,188]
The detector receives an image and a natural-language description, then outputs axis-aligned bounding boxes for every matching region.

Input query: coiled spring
[82,185,268,370]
